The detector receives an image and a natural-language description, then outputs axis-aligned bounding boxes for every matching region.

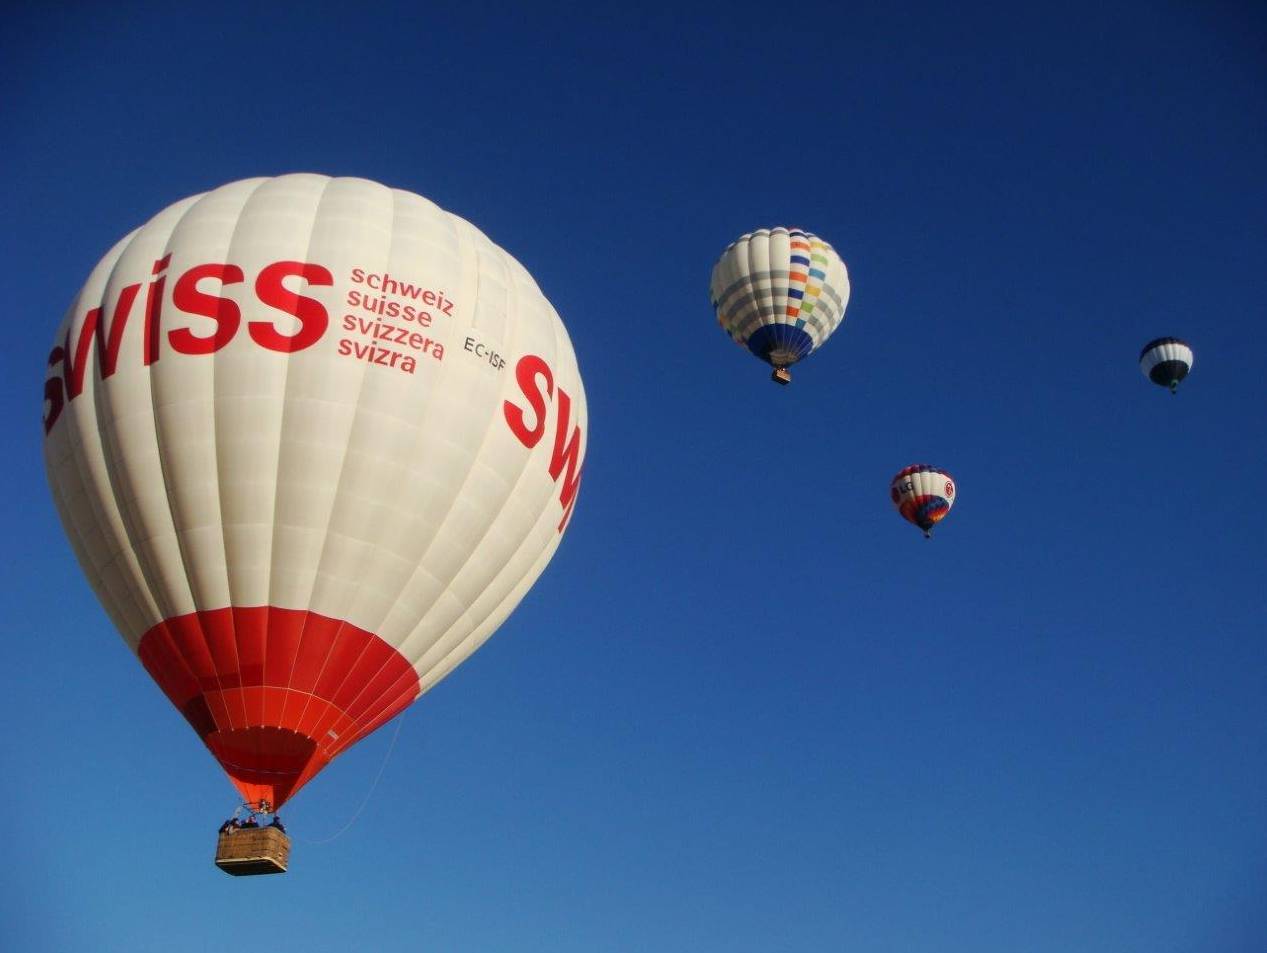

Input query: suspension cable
[291,713,409,845]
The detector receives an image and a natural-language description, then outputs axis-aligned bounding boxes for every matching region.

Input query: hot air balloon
[1139,337,1193,393]
[890,465,956,538]
[709,227,850,384]
[41,175,587,860]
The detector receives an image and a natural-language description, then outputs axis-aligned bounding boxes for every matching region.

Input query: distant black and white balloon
[1139,337,1193,394]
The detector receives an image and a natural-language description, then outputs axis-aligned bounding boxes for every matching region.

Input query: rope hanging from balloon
[291,713,409,846]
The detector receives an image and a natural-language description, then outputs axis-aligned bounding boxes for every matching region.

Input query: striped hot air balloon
[709,227,850,384]
[1139,337,1193,393]
[890,465,956,538]
[42,175,587,817]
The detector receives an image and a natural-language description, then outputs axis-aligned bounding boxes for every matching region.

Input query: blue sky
[3,2,1266,951]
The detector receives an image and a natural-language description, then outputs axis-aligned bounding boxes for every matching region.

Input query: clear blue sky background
[3,2,1265,951]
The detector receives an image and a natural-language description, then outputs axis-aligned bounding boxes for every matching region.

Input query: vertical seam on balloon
[415,529,554,694]
[741,234,763,357]
[209,179,276,737]
[202,183,277,735]
[292,179,400,735]
[315,196,479,739]
[357,683,417,740]
[786,232,808,326]
[335,211,519,718]
[270,176,360,745]
[279,183,414,773]
[268,179,315,730]
[411,438,563,699]
[43,453,99,607]
[714,242,732,331]
[158,193,229,733]
[303,189,468,745]
[824,240,842,343]
[773,229,794,364]
[752,232,774,363]
[335,672,420,758]
[415,220,587,684]
[736,260,765,343]
[43,276,153,646]
[821,253,847,337]
[394,253,582,697]
[730,236,748,344]
[141,193,236,736]
[63,237,168,646]
[339,200,505,714]
[407,227,549,650]
[79,204,229,738]
[44,292,134,638]
[803,240,827,349]
[720,242,757,345]
[95,227,216,696]
[108,226,188,620]
[357,225,567,715]
[319,199,476,740]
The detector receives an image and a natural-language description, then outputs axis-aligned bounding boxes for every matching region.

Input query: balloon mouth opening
[205,726,326,811]
[746,325,814,368]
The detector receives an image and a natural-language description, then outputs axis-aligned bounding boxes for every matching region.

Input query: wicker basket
[215,826,291,876]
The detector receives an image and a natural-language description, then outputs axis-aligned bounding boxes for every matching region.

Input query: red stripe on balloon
[137,607,420,809]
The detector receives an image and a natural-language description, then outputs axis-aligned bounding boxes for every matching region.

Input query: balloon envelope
[709,227,849,375]
[42,175,587,808]
[1139,336,1193,392]
[890,465,956,537]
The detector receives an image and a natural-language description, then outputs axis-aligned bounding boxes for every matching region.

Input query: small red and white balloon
[890,465,956,538]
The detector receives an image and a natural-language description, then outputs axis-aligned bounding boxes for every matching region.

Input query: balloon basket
[215,826,291,876]
[771,367,791,385]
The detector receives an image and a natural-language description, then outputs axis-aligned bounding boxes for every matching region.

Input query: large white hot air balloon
[42,175,587,815]
[709,227,850,384]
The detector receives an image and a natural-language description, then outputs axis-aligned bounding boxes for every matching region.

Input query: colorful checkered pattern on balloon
[710,228,847,350]
[785,230,834,327]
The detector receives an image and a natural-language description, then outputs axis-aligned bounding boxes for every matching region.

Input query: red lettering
[548,389,584,531]
[503,355,553,448]
[44,257,337,436]
[168,263,243,355]
[501,354,586,530]
[63,308,100,400]
[58,280,141,402]
[250,261,331,352]
[144,255,170,366]
[43,346,65,434]
[96,283,141,378]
